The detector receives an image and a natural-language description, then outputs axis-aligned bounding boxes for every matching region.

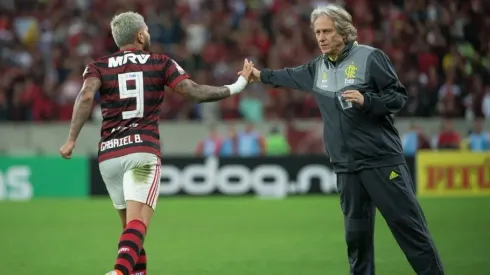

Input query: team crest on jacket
[344,62,357,84]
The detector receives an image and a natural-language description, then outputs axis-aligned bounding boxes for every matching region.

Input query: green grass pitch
[1,196,489,275]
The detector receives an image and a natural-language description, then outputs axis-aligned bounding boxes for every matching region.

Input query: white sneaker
[105,272,118,275]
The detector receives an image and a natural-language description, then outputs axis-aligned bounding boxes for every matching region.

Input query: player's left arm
[165,58,252,103]
[361,49,408,117]
[173,79,236,103]
[67,77,100,142]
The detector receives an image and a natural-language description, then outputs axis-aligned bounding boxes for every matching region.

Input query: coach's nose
[317,34,326,44]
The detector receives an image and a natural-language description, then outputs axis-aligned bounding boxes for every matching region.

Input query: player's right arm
[60,63,101,159]
[166,58,254,103]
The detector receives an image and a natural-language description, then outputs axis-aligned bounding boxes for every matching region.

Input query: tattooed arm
[174,79,233,103]
[172,58,253,103]
[67,77,101,142]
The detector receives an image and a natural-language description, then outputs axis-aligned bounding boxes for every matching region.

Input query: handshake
[224,58,261,96]
[237,58,261,83]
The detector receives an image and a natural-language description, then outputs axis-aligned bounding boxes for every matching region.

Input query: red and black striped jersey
[83,48,189,162]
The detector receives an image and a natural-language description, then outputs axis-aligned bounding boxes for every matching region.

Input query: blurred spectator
[236,123,265,157]
[219,124,238,157]
[195,125,222,157]
[58,69,83,120]
[483,85,490,119]
[434,119,461,149]
[0,0,490,122]
[402,123,432,156]
[239,89,265,122]
[437,71,463,117]
[264,126,290,155]
[462,75,485,120]
[466,118,490,151]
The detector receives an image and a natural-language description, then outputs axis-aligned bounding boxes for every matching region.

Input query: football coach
[240,4,444,275]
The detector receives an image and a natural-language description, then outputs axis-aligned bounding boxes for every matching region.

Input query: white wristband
[225,76,248,95]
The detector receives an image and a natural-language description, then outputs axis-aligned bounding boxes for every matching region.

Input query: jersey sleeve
[163,58,190,89]
[82,63,101,80]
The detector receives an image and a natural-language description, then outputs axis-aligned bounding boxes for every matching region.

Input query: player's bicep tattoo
[173,79,194,98]
[174,79,231,103]
[79,77,101,100]
[67,77,101,142]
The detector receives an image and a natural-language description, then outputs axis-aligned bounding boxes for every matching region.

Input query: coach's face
[314,15,345,56]
[137,25,151,51]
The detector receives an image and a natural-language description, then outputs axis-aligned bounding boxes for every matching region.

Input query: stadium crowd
[1,0,490,122]
[193,116,488,157]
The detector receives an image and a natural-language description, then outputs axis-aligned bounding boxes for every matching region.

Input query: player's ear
[137,30,145,44]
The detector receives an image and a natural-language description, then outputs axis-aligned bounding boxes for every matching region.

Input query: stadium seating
[0,0,489,122]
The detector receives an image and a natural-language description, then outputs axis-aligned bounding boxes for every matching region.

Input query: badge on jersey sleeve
[172,60,186,75]
[82,65,91,78]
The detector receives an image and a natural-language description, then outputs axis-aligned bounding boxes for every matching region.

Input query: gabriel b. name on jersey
[100,134,143,152]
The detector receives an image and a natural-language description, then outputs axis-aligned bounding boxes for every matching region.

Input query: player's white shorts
[99,153,161,210]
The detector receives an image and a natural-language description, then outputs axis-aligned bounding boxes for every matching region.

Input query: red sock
[131,248,147,275]
[114,219,147,275]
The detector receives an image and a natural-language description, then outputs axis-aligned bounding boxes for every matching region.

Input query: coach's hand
[237,60,260,83]
[342,90,364,105]
[60,140,75,159]
[238,59,254,82]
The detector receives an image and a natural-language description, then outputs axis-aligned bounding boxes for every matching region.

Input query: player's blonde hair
[310,4,358,43]
[110,11,146,47]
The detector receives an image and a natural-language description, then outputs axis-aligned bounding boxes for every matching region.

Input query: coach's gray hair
[310,5,357,43]
[110,12,146,47]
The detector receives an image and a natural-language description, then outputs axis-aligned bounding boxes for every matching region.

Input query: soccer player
[59,11,253,275]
